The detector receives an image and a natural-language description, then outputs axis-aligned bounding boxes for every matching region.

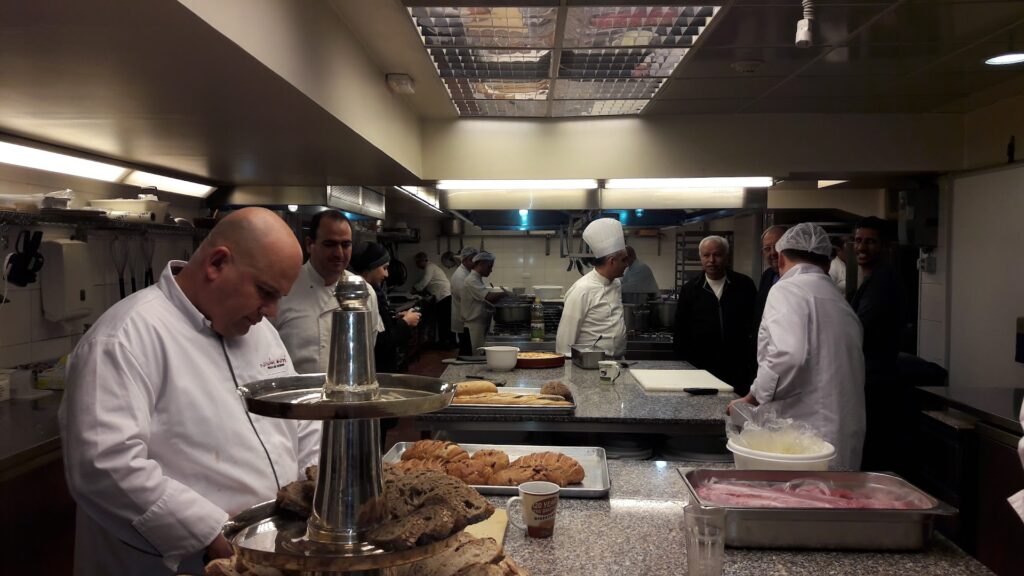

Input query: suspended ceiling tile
[559,48,688,78]
[802,43,947,76]
[768,75,903,99]
[562,6,718,49]
[644,98,750,114]
[930,37,1024,72]
[551,99,649,117]
[409,6,557,48]
[554,78,663,100]
[743,95,954,114]
[443,78,549,100]
[701,3,892,49]
[675,46,828,78]
[852,1,1024,46]
[658,75,783,99]
[453,99,548,117]
[427,48,551,79]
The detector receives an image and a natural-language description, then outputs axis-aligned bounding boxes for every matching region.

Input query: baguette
[455,380,498,397]
[452,392,572,406]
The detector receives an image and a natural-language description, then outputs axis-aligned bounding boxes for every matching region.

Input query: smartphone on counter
[683,388,719,395]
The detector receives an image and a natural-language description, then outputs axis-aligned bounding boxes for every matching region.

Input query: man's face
[475,261,495,277]
[761,229,784,272]
[364,263,389,287]
[607,250,629,279]
[208,249,297,338]
[461,256,475,268]
[416,258,428,270]
[854,227,883,268]
[306,217,352,283]
[700,241,727,280]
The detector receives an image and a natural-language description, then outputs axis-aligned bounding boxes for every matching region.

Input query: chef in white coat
[450,246,478,356]
[462,251,505,352]
[273,209,383,374]
[556,218,629,357]
[728,222,866,470]
[1012,401,1024,522]
[59,208,321,576]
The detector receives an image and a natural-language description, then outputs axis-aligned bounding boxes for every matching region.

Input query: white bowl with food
[479,346,519,371]
[727,438,836,471]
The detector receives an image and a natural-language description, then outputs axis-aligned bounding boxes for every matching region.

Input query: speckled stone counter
[416,361,734,435]
[493,460,993,576]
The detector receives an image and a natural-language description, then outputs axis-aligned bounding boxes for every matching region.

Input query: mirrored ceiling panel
[454,100,549,117]
[408,5,719,117]
[559,48,689,78]
[552,100,650,117]
[563,6,719,48]
[554,78,663,100]
[444,78,550,100]
[410,7,558,48]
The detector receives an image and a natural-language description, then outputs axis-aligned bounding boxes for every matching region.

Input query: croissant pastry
[471,449,510,473]
[401,440,469,462]
[445,459,495,485]
[490,464,568,488]
[511,452,585,485]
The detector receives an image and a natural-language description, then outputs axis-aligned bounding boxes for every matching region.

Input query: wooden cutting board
[465,508,508,546]
[630,369,734,393]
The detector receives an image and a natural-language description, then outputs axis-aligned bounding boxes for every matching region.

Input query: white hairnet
[775,223,832,256]
[458,246,479,258]
[472,251,495,263]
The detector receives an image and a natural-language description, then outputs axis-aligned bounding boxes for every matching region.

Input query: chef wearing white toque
[461,250,506,352]
[556,218,630,357]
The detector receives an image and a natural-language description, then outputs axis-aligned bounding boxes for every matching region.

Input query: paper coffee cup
[507,481,560,538]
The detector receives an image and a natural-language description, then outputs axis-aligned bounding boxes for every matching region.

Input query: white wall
[768,186,886,217]
[917,178,952,368]
[947,163,1024,387]
[964,92,1024,170]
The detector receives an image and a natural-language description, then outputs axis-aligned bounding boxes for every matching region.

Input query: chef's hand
[726,393,757,416]
[205,533,233,562]
[399,310,422,327]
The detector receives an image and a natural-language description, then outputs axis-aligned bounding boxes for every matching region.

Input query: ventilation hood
[219,185,386,219]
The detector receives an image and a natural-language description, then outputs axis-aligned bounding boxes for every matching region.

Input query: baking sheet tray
[679,468,956,550]
[385,443,610,498]
[442,387,575,414]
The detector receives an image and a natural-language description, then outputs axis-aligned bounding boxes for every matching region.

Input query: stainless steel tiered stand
[224,276,456,575]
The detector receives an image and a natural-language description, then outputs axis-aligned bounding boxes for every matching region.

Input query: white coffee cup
[598,360,620,382]
[507,481,560,538]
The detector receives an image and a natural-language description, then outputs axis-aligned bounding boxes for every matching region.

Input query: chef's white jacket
[413,262,451,301]
[450,264,470,333]
[59,262,321,576]
[462,270,495,351]
[750,263,866,470]
[274,263,384,374]
[556,270,627,357]
[1010,400,1024,522]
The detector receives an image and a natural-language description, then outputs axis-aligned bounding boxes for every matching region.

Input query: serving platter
[443,387,575,414]
[385,443,610,498]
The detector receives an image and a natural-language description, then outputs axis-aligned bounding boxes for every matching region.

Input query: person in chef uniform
[273,209,384,374]
[1012,403,1024,523]
[556,218,629,358]
[413,251,453,347]
[461,251,506,352]
[728,222,866,470]
[59,208,321,576]
[450,246,479,356]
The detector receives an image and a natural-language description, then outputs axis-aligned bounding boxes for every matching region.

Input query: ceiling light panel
[552,100,649,117]
[454,100,548,117]
[563,6,718,48]
[409,7,557,48]
[444,78,549,100]
[554,78,663,100]
[559,48,689,78]
[429,48,550,79]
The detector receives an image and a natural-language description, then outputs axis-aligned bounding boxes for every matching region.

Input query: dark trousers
[435,296,453,344]
[458,328,473,357]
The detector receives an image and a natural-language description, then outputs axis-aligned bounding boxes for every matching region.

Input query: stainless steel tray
[385,443,610,498]
[442,387,575,415]
[679,469,957,550]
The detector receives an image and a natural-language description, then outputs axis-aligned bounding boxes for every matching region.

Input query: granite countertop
[918,386,1023,434]
[0,391,63,474]
[420,360,734,427]
[494,460,993,576]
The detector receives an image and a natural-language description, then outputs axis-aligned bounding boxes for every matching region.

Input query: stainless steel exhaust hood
[220,185,386,219]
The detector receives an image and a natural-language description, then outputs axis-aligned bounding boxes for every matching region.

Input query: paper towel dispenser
[40,239,92,322]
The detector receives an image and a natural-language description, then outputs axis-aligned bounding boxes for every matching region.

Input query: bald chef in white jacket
[728,223,866,470]
[556,218,629,357]
[59,208,321,576]
[273,209,383,374]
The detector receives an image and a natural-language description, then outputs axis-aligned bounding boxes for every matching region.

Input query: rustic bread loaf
[490,464,568,487]
[402,439,470,462]
[375,468,494,549]
[367,504,456,551]
[394,535,517,576]
[471,449,510,473]
[455,380,498,397]
[539,380,573,401]
[445,459,494,485]
[511,452,585,485]
[275,478,315,517]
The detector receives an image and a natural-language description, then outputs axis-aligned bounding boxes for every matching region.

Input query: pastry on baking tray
[401,439,469,462]
[455,380,499,397]
[471,449,510,474]
[511,452,585,485]
[490,464,568,488]
[445,458,494,485]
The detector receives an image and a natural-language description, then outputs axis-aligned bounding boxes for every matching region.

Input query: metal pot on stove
[494,302,531,324]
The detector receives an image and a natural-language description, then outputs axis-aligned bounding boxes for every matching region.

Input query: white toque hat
[775,222,832,256]
[582,218,626,258]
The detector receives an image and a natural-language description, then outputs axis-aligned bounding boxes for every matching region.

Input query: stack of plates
[659,435,734,463]
[600,435,654,461]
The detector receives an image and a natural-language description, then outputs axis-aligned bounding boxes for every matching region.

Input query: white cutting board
[631,369,734,393]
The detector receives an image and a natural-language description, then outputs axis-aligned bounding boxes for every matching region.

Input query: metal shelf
[0,210,198,236]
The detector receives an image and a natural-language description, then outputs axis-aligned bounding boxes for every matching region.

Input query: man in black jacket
[673,235,758,395]
[754,225,788,328]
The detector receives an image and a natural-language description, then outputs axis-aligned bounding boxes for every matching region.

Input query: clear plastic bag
[727,404,829,455]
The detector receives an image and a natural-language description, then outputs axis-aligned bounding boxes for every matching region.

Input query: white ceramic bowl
[727,438,836,471]
[532,285,563,300]
[479,346,519,372]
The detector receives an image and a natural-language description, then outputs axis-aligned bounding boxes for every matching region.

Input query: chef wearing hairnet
[728,223,866,470]
[450,246,479,356]
[556,218,629,357]
[462,251,506,352]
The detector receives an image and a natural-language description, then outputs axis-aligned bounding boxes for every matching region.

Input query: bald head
[177,208,302,337]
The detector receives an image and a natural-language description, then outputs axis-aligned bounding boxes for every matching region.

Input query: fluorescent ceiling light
[123,171,215,198]
[605,177,772,189]
[602,188,745,209]
[396,186,442,213]
[818,180,848,188]
[0,141,128,182]
[985,52,1024,66]
[437,179,598,190]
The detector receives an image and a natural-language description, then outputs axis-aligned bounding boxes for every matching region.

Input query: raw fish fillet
[695,478,933,509]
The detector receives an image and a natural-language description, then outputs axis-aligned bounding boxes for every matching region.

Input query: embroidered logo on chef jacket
[260,356,289,373]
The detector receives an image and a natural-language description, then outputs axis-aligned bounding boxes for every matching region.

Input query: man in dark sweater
[851,216,904,471]
[754,225,788,328]
[673,235,758,395]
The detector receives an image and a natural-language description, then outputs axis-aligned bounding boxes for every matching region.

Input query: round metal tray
[238,374,455,420]
[224,500,463,572]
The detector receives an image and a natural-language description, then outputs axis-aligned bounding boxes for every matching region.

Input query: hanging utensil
[142,235,156,286]
[110,235,128,298]
[126,237,139,294]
